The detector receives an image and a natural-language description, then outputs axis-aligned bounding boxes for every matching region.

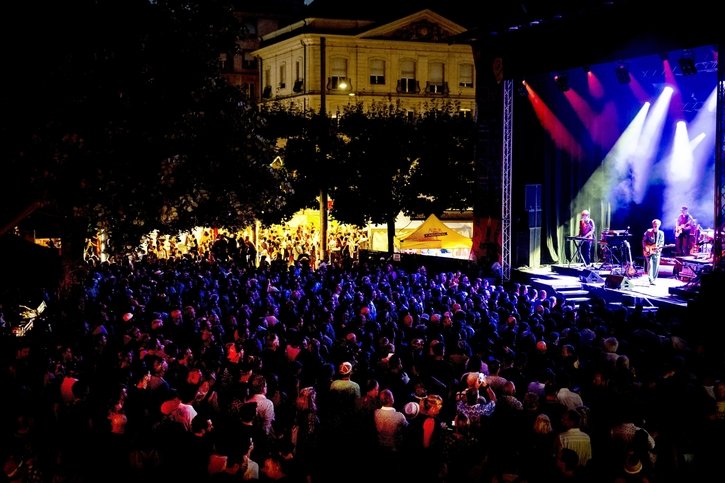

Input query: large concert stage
[512,259,699,314]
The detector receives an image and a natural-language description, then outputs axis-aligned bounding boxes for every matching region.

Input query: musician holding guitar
[642,218,665,285]
[675,205,694,256]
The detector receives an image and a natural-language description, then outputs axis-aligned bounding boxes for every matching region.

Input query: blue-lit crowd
[2,246,723,483]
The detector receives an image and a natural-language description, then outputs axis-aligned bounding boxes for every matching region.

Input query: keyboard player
[578,209,596,267]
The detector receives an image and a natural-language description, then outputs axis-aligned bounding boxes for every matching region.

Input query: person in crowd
[289,386,319,483]
[556,408,592,471]
[245,374,276,459]
[374,389,408,453]
[642,218,665,285]
[329,361,361,408]
[402,393,446,483]
[675,205,695,256]
[261,453,296,482]
[578,209,596,267]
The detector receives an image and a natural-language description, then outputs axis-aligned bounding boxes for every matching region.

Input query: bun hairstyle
[422,394,443,413]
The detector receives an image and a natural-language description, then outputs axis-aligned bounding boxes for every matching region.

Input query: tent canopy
[398,214,472,250]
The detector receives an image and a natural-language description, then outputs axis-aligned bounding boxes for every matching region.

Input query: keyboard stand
[567,238,585,267]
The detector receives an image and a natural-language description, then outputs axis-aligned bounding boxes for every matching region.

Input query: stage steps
[529,277,592,308]
[554,288,591,307]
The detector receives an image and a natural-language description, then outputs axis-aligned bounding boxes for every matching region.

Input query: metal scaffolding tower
[714,48,725,270]
[501,79,513,281]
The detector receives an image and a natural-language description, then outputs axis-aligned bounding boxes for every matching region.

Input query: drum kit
[691,225,725,257]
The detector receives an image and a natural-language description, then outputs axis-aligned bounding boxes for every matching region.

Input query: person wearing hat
[402,394,446,482]
[675,205,695,256]
[577,209,596,267]
[330,361,361,407]
[403,401,420,420]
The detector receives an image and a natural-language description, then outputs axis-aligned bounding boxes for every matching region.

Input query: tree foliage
[333,101,416,226]
[263,100,477,234]
[1,0,289,258]
[405,100,477,216]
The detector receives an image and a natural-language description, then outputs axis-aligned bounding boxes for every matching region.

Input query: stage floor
[513,262,697,312]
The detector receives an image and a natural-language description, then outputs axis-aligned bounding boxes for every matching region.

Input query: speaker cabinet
[605,274,632,290]
[580,270,605,283]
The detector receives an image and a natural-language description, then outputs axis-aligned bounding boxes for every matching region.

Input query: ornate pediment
[390,20,451,42]
[358,9,466,42]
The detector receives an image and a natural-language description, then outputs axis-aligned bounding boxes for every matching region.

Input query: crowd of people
[2,248,724,483]
[88,221,369,272]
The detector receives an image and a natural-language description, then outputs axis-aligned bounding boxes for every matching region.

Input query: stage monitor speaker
[604,274,632,290]
[580,270,605,283]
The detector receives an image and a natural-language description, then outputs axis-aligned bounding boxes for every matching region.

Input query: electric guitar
[623,240,637,277]
[643,243,675,257]
[675,221,692,237]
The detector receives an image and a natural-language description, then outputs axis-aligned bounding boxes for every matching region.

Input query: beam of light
[663,85,718,229]
[668,121,694,182]
[525,82,584,160]
[566,86,620,149]
[631,86,673,203]
[587,69,604,99]
[662,58,684,116]
[628,72,651,104]
[569,103,651,231]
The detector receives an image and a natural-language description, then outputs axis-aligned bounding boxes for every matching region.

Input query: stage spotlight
[554,74,569,92]
[615,64,630,83]
[678,56,697,75]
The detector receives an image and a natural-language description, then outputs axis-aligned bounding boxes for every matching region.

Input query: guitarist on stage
[675,205,694,256]
[642,218,665,286]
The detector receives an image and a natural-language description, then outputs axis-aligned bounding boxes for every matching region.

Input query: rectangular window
[242,51,256,70]
[293,59,303,92]
[329,57,350,91]
[243,19,257,38]
[459,63,474,87]
[427,62,445,93]
[263,68,272,98]
[369,59,385,85]
[219,53,231,71]
[279,63,287,89]
[398,59,417,93]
